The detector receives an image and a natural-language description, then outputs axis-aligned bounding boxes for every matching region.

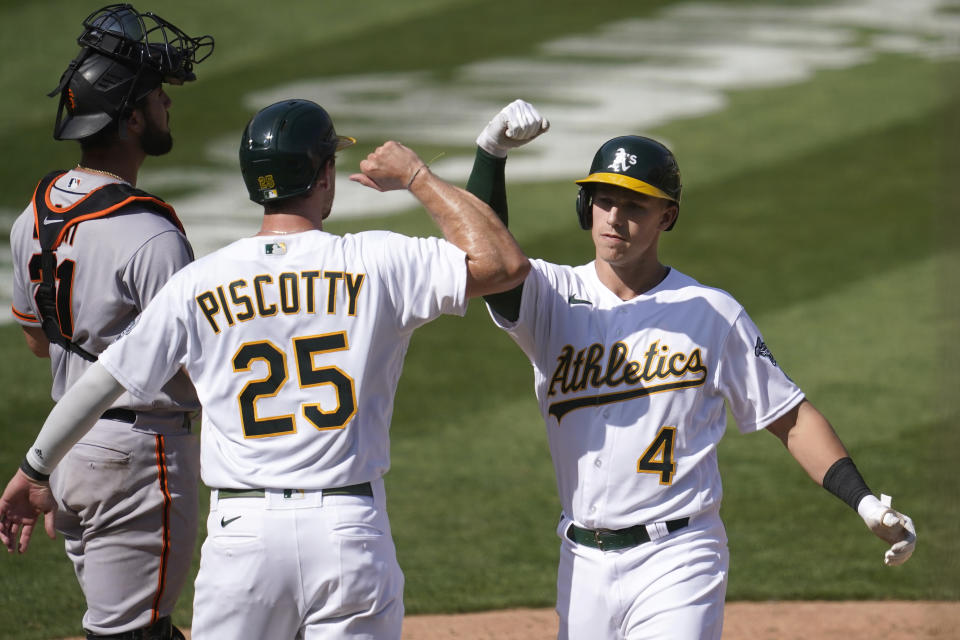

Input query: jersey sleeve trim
[11,304,39,324]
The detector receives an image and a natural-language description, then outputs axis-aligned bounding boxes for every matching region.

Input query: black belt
[101,408,137,424]
[566,517,689,551]
[218,482,373,499]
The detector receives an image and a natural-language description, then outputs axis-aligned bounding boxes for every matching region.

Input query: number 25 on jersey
[232,331,357,438]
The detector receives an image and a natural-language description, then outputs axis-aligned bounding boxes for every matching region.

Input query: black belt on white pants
[217,483,374,499]
[566,517,690,551]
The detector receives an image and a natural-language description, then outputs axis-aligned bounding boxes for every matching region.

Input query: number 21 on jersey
[232,331,357,438]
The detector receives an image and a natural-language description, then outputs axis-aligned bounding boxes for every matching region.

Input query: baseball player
[3,4,212,639]
[465,100,918,639]
[0,98,529,639]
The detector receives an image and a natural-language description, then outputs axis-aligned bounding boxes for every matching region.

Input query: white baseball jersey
[490,259,804,530]
[98,229,468,490]
[9,168,198,412]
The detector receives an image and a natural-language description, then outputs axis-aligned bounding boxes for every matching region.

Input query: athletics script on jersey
[194,268,366,333]
[546,339,706,421]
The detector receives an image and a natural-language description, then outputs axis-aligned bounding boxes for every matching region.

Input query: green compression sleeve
[466,147,523,322]
[466,147,508,225]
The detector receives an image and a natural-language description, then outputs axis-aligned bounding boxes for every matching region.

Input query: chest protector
[31,170,186,361]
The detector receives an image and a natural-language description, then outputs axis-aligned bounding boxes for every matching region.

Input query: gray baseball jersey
[10,169,199,412]
[9,168,200,634]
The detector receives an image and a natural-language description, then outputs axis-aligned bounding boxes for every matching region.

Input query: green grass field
[1,1,958,638]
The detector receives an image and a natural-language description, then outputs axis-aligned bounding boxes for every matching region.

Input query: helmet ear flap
[575,186,593,230]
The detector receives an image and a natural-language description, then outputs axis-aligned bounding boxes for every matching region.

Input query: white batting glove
[857,494,917,566]
[476,99,550,158]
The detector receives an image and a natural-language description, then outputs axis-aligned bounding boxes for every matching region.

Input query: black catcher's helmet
[49,3,214,140]
[239,100,356,205]
[574,135,682,230]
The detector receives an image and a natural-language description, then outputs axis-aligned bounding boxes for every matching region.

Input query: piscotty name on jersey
[195,269,366,334]
[547,339,707,422]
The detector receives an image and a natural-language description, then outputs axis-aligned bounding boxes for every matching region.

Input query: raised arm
[350,141,529,299]
[466,100,549,319]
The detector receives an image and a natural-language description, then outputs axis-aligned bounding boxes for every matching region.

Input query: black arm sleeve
[466,147,524,322]
[822,457,873,511]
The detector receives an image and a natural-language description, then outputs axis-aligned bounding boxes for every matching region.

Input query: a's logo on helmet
[66,88,77,112]
[608,148,638,173]
[258,174,276,189]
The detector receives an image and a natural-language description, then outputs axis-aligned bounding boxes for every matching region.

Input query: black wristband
[19,457,50,483]
[822,457,872,511]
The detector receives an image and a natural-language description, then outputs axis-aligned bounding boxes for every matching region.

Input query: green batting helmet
[239,99,355,204]
[574,135,682,230]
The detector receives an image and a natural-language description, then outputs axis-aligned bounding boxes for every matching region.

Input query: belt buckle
[593,528,609,551]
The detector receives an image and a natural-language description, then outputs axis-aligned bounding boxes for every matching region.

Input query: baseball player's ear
[317,158,335,189]
[661,203,679,229]
[126,108,145,136]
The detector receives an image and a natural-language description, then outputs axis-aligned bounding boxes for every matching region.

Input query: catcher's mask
[574,135,682,231]
[239,99,356,205]
[49,3,214,141]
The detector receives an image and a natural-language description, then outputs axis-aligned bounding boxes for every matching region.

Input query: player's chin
[596,247,629,267]
[596,234,628,254]
[143,133,174,157]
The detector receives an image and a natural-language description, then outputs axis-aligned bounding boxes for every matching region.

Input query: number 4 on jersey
[637,426,677,484]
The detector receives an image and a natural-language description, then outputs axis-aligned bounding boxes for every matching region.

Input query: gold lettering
[605,342,629,386]
[324,271,343,314]
[278,273,299,314]
[230,280,254,321]
[668,351,687,376]
[301,271,320,313]
[549,345,574,396]
[195,292,220,334]
[215,286,235,327]
[200,269,366,329]
[345,273,364,316]
[583,344,606,390]
[253,275,277,316]
[640,340,660,380]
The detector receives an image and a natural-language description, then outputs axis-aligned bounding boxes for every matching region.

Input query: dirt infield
[68,601,955,639]
[400,602,959,639]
